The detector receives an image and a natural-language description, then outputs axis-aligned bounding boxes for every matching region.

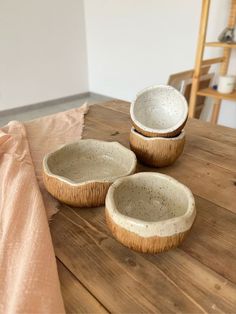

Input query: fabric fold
[0,104,88,313]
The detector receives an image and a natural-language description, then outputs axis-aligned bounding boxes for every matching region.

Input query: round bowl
[130,85,188,137]
[129,127,185,167]
[105,172,196,253]
[43,139,137,207]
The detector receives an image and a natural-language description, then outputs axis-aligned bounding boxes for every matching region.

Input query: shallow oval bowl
[129,127,185,167]
[43,139,137,207]
[105,172,196,253]
[130,85,188,137]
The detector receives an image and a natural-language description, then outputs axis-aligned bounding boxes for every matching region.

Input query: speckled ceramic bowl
[105,172,196,253]
[129,127,185,167]
[130,85,188,138]
[43,139,137,207]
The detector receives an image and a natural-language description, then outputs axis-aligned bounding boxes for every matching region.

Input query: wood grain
[153,154,236,214]
[188,0,211,118]
[184,133,236,172]
[53,203,236,313]
[70,193,236,285]
[96,101,236,147]
[83,104,236,214]
[50,101,236,313]
[51,209,204,313]
[205,41,236,48]
[186,118,236,147]
[57,259,108,314]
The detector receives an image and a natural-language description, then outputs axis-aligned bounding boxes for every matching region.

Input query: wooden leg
[189,77,200,118]
[210,2,236,124]
[210,99,221,124]
[189,0,211,118]
[210,48,231,124]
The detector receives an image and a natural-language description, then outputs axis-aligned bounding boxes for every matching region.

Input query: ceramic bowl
[105,172,196,253]
[129,127,185,167]
[130,85,188,137]
[43,139,137,207]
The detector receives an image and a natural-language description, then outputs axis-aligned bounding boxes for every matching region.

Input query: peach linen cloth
[0,104,88,313]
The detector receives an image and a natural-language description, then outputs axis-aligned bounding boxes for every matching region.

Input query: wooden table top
[50,100,236,314]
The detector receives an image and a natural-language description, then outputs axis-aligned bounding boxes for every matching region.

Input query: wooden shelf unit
[189,0,236,124]
[197,88,236,101]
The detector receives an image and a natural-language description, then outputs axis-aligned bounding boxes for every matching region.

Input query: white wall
[84,0,236,128]
[0,0,88,111]
[1,0,235,127]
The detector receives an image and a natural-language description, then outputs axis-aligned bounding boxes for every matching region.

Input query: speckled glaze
[105,172,196,253]
[43,139,137,207]
[130,85,188,138]
[129,127,185,167]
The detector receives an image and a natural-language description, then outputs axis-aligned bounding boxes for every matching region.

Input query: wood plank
[197,87,236,101]
[84,117,126,139]
[205,42,236,48]
[85,120,236,174]
[186,118,236,147]
[188,0,211,118]
[100,101,236,147]
[184,133,236,172]
[52,101,236,312]
[88,103,236,148]
[51,210,203,314]
[202,57,225,65]
[71,193,236,285]
[140,153,236,214]
[145,249,236,313]
[180,196,236,282]
[86,106,131,134]
[54,203,236,313]
[83,109,236,213]
[100,100,130,115]
[57,259,108,314]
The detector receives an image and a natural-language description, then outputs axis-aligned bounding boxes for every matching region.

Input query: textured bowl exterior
[43,140,137,207]
[105,172,196,253]
[129,128,185,167]
[105,208,190,253]
[43,172,111,207]
[132,118,187,138]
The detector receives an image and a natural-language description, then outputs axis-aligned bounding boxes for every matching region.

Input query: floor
[0,93,112,127]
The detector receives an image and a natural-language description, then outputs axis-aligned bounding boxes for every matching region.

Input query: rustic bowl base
[43,174,110,207]
[105,208,189,253]
[129,128,185,168]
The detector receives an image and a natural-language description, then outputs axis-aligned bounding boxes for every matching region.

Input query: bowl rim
[130,85,188,135]
[131,127,185,141]
[105,172,196,237]
[43,139,137,186]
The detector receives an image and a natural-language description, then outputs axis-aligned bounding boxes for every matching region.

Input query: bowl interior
[46,140,135,183]
[132,86,187,132]
[112,174,189,222]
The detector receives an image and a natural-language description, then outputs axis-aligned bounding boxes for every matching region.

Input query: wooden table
[50,100,236,313]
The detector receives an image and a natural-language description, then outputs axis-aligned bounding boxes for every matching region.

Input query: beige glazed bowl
[129,127,185,167]
[130,85,188,137]
[43,139,137,207]
[105,172,196,253]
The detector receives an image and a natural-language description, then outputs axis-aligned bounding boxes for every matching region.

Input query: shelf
[205,42,236,48]
[197,88,236,101]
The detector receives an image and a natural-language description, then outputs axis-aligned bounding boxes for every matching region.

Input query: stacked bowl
[129,85,188,167]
